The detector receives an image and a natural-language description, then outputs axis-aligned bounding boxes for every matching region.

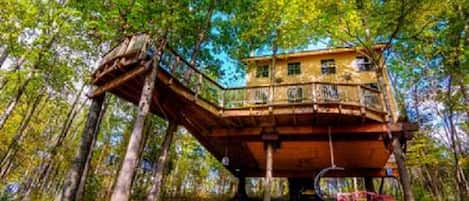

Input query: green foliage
[0,0,468,201]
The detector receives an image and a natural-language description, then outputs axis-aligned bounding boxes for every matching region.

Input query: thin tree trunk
[391,137,414,201]
[25,86,86,199]
[0,91,44,179]
[61,93,105,201]
[447,75,469,200]
[0,74,32,130]
[111,39,166,201]
[75,97,108,201]
[146,122,177,201]
[0,48,8,69]
[189,0,215,66]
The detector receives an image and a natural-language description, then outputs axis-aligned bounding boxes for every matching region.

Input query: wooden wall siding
[90,34,416,177]
[245,49,399,122]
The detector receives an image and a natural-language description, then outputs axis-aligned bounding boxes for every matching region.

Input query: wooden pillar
[235,176,247,201]
[111,47,163,201]
[364,176,375,201]
[364,177,375,192]
[263,143,273,201]
[392,137,415,201]
[288,178,301,201]
[146,121,177,201]
[61,93,105,201]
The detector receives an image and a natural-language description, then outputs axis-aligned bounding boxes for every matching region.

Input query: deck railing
[97,33,385,113]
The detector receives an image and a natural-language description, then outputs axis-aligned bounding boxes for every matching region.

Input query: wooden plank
[242,168,399,178]
[89,62,150,98]
[210,122,417,137]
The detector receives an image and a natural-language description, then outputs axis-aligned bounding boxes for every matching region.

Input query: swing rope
[328,126,336,168]
[313,126,344,201]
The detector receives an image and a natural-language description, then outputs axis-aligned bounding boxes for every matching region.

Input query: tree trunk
[235,177,247,201]
[111,40,165,201]
[263,143,273,201]
[61,93,105,201]
[22,86,85,200]
[0,47,8,69]
[146,122,177,201]
[0,74,32,131]
[75,97,108,201]
[391,137,414,201]
[189,0,215,66]
[0,91,44,179]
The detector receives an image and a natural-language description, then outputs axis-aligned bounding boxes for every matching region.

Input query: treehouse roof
[243,44,387,62]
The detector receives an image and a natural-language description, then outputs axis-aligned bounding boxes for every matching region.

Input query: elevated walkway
[90,34,416,178]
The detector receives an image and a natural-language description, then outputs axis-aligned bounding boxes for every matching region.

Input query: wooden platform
[90,34,417,178]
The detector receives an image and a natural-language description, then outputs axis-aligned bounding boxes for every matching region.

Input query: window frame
[256,65,270,78]
[287,87,303,103]
[321,59,336,74]
[356,56,373,72]
[254,89,269,104]
[321,84,339,101]
[287,62,301,76]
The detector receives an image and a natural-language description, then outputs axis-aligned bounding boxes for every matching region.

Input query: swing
[313,126,345,201]
[313,127,398,201]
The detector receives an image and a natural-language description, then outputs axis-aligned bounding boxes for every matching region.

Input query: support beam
[392,137,414,201]
[210,122,418,137]
[111,42,164,201]
[263,143,273,201]
[146,121,177,201]
[364,177,375,193]
[235,176,247,201]
[365,176,375,201]
[89,62,150,98]
[61,93,105,201]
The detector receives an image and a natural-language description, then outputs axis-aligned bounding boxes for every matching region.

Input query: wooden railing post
[243,88,247,106]
[357,86,363,106]
[194,73,202,101]
[311,82,316,103]
[379,90,387,113]
[220,89,225,108]
[171,56,179,75]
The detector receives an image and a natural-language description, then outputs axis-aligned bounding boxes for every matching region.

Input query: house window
[287,87,303,103]
[256,65,269,78]
[321,59,336,74]
[356,56,373,71]
[288,62,301,75]
[364,83,379,90]
[321,84,339,101]
[362,83,380,108]
[254,89,269,104]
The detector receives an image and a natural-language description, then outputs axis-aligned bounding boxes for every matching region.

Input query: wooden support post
[61,93,105,201]
[288,178,301,201]
[263,143,273,201]
[392,137,415,201]
[235,176,247,201]
[365,176,375,201]
[364,177,375,192]
[146,121,177,201]
[111,43,164,201]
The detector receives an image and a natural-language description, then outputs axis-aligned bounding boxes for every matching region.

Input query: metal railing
[97,33,385,113]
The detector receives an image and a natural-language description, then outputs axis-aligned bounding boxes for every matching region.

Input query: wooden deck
[90,34,416,178]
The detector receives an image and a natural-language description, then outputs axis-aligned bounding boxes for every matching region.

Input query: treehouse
[89,33,416,200]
